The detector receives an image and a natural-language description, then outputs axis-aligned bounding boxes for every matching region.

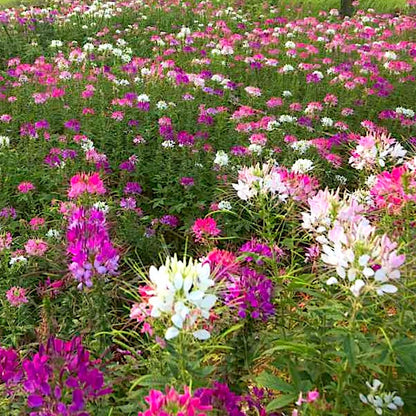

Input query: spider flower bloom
[205,249,240,279]
[180,177,195,187]
[24,239,48,256]
[68,172,106,199]
[321,219,405,297]
[29,217,45,230]
[142,255,218,340]
[348,132,406,172]
[17,182,35,193]
[0,346,22,385]
[0,232,12,252]
[191,218,220,243]
[233,163,317,204]
[67,207,119,289]
[302,188,364,236]
[195,382,244,415]
[237,268,275,320]
[6,286,28,307]
[370,165,416,214]
[22,337,111,415]
[138,386,212,416]
[124,182,142,195]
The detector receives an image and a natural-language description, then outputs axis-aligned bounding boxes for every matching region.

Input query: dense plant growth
[0,0,415,414]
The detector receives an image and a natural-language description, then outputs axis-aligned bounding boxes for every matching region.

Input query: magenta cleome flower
[66,207,119,289]
[17,182,35,194]
[191,218,221,243]
[22,337,111,416]
[0,346,22,385]
[138,386,212,416]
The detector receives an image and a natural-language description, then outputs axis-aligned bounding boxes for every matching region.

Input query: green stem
[176,333,189,384]
[334,298,360,412]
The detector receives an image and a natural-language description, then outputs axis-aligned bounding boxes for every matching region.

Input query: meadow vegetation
[0,0,415,415]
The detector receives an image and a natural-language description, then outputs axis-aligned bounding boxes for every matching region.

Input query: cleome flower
[66,207,119,289]
[302,188,364,241]
[22,337,111,416]
[139,256,218,341]
[369,164,416,214]
[138,386,212,416]
[321,218,405,297]
[349,131,406,172]
[302,188,405,297]
[233,163,318,203]
[360,379,404,415]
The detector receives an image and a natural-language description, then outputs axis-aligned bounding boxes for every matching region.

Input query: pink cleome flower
[24,239,48,256]
[68,172,106,199]
[370,165,416,214]
[191,218,221,243]
[138,386,212,416]
[6,286,28,307]
[17,182,35,194]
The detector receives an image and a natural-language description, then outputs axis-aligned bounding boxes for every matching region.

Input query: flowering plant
[131,255,217,340]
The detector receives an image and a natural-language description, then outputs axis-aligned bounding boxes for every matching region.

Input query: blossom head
[191,218,220,243]
[144,255,218,340]
[24,239,48,256]
[68,172,106,199]
[138,386,212,416]
[17,182,35,194]
[6,286,28,307]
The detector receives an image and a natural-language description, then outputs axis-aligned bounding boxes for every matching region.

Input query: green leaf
[218,323,244,339]
[261,341,319,357]
[129,374,169,391]
[256,372,295,393]
[343,334,356,369]
[266,393,298,411]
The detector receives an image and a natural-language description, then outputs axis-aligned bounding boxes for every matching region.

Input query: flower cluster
[233,163,318,204]
[138,386,212,416]
[206,248,275,320]
[66,207,119,289]
[0,346,22,386]
[6,286,28,307]
[303,189,405,296]
[349,131,406,172]
[68,172,106,199]
[196,382,244,416]
[22,337,111,415]
[370,164,416,214]
[360,379,404,415]
[131,255,217,340]
[0,338,110,415]
[191,218,221,243]
[0,232,12,252]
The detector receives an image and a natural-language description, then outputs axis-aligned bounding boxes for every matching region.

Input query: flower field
[0,0,416,414]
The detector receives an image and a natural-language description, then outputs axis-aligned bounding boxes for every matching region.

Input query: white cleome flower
[147,255,217,340]
[291,159,314,174]
[214,150,229,167]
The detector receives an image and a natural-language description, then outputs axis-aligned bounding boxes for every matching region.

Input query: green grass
[0,0,38,8]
